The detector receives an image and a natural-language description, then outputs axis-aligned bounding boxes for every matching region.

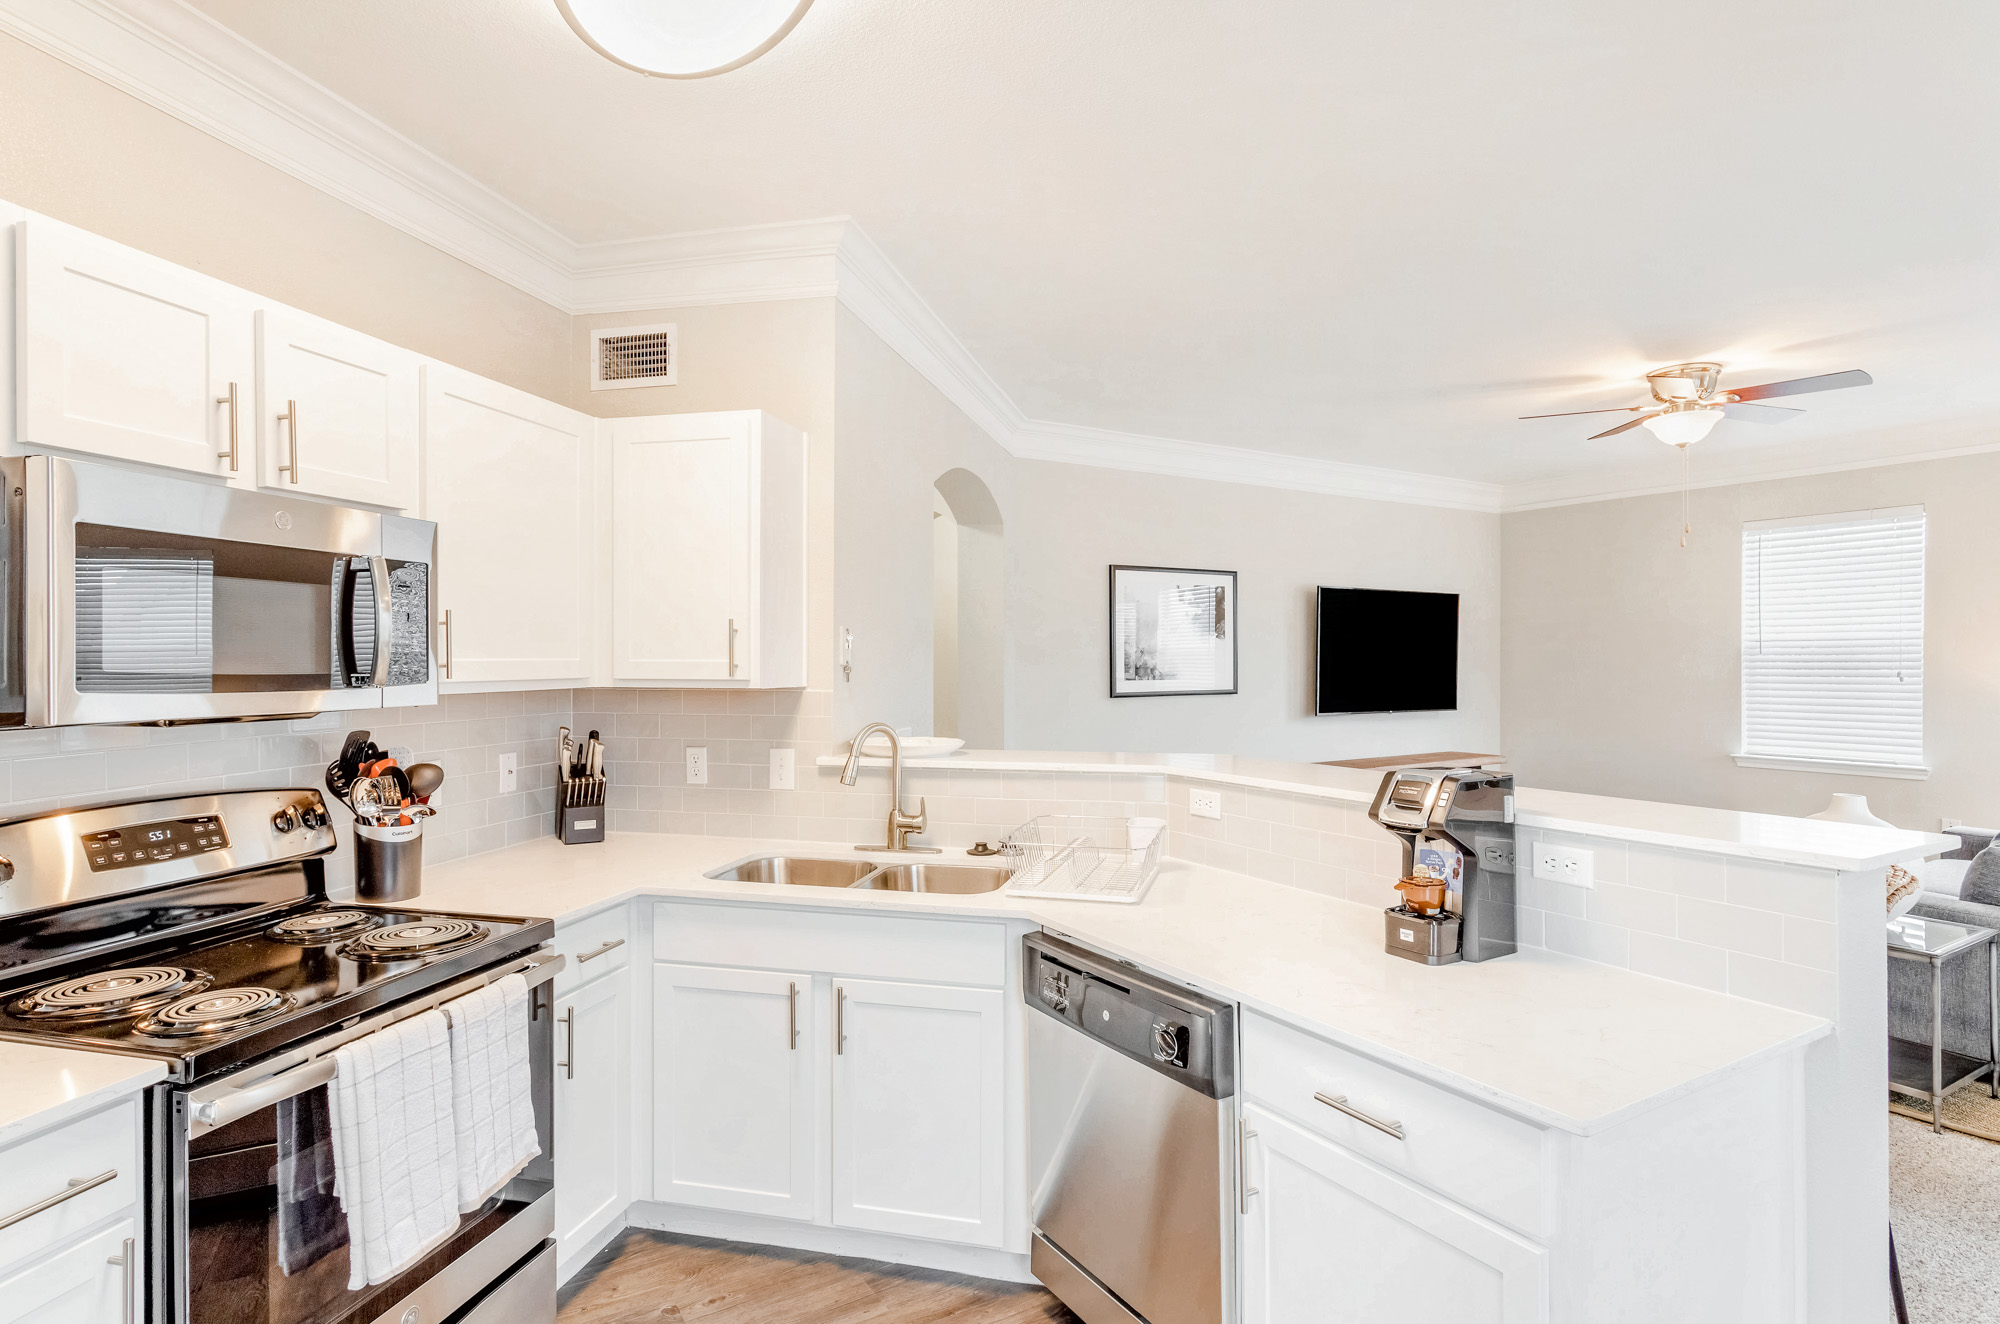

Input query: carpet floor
[1890,1087,2000,1323]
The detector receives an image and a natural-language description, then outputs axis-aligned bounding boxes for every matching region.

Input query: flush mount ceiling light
[557,0,816,78]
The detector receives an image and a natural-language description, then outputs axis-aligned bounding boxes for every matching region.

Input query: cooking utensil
[407,763,444,802]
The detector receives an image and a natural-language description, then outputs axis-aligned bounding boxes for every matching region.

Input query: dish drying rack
[1001,815,1164,904]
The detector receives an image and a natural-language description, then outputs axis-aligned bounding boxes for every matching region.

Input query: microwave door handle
[368,556,393,688]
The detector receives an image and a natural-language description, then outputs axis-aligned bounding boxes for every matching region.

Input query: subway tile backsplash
[0,684,1847,1017]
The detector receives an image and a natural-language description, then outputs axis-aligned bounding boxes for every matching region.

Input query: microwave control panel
[82,816,230,871]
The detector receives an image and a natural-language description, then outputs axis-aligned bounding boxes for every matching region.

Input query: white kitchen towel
[444,973,541,1212]
[327,1008,460,1290]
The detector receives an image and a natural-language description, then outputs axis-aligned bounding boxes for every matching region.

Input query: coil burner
[134,986,294,1038]
[267,909,382,943]
[10,966,212,1022]
[342,918,489,962]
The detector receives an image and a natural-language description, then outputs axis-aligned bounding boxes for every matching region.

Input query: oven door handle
[367,555,393,688]
[186,948,564,1137]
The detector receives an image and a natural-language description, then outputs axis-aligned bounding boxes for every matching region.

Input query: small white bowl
[854,735,966,758]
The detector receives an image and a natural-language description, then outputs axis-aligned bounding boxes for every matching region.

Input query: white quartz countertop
[419,832,1828,1136]
[815,748,1955,871]
[0,1044,165,1148]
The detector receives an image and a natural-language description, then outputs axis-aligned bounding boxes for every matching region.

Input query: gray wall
[1502,450,2000,831]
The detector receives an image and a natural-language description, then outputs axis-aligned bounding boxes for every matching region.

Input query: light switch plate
[686,747,709,785]
[497,752,517,794]
[1190,788,1223,820]
[770,748,795,790]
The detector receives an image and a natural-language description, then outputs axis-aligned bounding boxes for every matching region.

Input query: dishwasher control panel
[1023,930,1234,1099]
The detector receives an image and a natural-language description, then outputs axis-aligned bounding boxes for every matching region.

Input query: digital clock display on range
[81,816,230,871]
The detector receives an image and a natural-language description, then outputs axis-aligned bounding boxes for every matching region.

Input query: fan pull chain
[1679,443,1691,548]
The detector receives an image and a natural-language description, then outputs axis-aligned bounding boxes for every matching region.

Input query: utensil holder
[355,819,423,902]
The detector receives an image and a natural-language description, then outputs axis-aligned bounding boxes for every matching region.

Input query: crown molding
[4,0,1957,518]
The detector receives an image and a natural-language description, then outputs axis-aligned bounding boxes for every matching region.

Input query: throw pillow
[1960,845,2000,906]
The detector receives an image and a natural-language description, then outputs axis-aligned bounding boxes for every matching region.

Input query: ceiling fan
[1519,362,1874,445]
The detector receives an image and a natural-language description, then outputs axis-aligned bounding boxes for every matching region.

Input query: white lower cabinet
[652,963,817,1220]
[1240,1104,1547,1324]
[0,1220,134,1324]
[554,966,631,1262]
[830,978,1005,1247]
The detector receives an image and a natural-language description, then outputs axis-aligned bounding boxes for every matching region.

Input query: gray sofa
[1890,827,2000,1060]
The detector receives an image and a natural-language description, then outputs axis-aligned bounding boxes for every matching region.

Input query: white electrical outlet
[1533,841,1594,887]
[1190,788,1223,820]
[686,747,709,785]
[497,752,517,794]
[770,748,795,790]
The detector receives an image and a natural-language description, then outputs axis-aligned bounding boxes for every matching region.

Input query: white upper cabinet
[421,364,594,686]
[15,216,255,481]
[609,411,806,687]
[256,306,418,509]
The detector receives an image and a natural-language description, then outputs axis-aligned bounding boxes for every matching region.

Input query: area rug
[1891,1080,2000,1141]
[1889,1105,2000,1324]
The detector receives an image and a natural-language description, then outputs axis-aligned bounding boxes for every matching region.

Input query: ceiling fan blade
[1727,369,1873,402]
[1518,406,1643,419]
[1587,414,1657,440]
[1723,402,1806,424]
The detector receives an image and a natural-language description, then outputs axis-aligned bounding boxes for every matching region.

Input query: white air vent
[591,323,677,390]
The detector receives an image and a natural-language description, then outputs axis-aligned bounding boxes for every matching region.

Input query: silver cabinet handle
[276,399,300,483]
[1314,1091,1405,1140]
[577,937,624,964]
[0,1169,117,1231]
[727,618,738,677]
[215,382,239,471]
[835,985,846,1055]
[559,1005,575,1080]
[787,981,799,1050]
[438,608,454,680]
[108,1236,135,1324]
[1239,1119,1259,1213]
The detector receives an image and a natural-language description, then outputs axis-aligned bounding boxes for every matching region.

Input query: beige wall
[0,34,574,403]
[1503,450,2000,830]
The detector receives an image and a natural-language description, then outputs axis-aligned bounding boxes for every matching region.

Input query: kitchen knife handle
[277,400,300,483]
[216,382,239,471]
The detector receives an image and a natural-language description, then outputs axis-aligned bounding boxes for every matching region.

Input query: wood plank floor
[558,1228,1082,1324]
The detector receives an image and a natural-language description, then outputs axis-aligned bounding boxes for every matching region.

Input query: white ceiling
[166,0,2000,494]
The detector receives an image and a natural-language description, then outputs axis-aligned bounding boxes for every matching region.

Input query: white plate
[854,735,965,758]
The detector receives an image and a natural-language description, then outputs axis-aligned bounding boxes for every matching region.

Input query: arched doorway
[932,468,1004,747]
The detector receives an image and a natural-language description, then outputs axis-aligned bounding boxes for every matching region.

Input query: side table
[1887,914,2000,1134]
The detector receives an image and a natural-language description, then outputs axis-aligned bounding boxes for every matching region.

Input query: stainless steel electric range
[0,788,559,1324]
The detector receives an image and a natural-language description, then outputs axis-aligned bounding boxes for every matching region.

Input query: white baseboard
[621,1200,1037,1284]
[556,1210,632,1287]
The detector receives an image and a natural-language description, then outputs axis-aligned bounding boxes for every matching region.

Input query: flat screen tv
[1316,587,1458,714]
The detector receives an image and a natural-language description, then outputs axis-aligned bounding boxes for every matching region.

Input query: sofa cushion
[1961,846,2000,907]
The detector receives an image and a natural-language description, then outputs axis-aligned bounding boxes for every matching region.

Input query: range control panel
[82,816,230,871]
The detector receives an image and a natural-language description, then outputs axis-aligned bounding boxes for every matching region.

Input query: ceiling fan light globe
[1640,405,1725,446]
[558,0,815,78]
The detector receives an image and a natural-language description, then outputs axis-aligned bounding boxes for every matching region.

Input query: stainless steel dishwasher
[1025,932,1238,1324]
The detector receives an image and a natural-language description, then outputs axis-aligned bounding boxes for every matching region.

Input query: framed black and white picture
[1109,565,1238,698]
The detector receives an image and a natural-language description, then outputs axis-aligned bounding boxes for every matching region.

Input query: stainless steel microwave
[0,454,435,726]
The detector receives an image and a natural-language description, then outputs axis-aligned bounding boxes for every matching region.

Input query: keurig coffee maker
[1367,768,1517,964]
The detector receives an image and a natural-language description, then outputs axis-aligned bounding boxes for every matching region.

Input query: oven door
[155,955,556,1324]
[26,455,435,726]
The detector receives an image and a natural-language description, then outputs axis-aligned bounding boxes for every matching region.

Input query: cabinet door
[610,413,753,682]
[1240,1105,1546,1324]
[421,365,594,684]
[830,978,1005,1247]
[0,1219,134,1324]
[555,969,630,1261]
[16,217,254,480]
[653,963,815,1220]
[256,307,418,509]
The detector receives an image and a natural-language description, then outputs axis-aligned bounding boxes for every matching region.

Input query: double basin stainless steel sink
[705,855,1012,894]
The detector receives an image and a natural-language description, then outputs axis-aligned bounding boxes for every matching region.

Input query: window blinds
[1741,507,1925,768]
